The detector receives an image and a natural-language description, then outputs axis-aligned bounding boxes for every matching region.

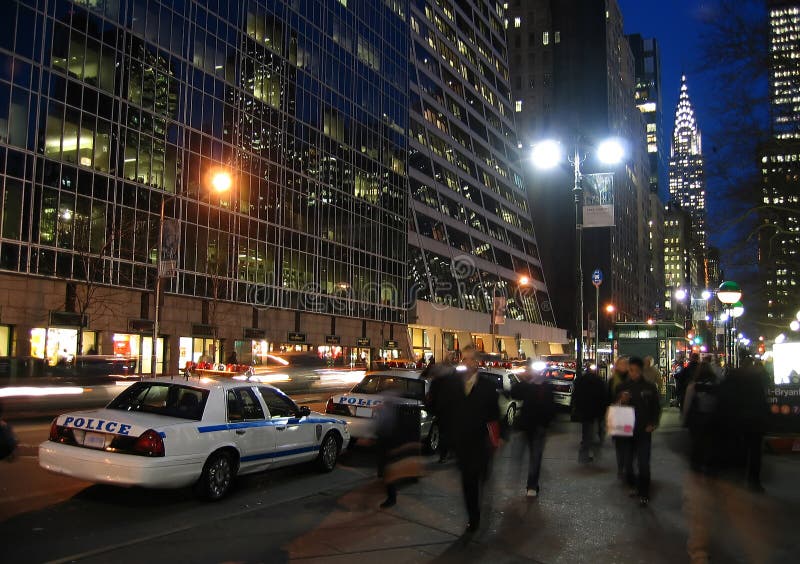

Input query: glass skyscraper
[407,0,563,361]
[0,0,409,372]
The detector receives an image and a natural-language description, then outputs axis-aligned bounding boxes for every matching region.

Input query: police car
[324,370,438,452]
[39,377,349,500]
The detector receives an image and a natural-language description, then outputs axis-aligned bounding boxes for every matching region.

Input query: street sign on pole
[591,269,603,288]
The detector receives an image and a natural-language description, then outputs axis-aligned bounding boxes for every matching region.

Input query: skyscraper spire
[669,75,706,252]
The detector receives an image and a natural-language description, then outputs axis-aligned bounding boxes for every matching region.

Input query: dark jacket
[428,371,500,454]
[617,377,661,433]
[510,380,555,431]
[718,366,769,434]
[572,371,608,421]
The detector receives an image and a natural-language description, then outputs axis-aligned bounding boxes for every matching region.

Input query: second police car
[39,377,349,500]
[325,370,439,452]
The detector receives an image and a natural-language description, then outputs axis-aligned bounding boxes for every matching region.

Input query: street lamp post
[716,281,742,368]
[532,138,624,373]
[151,170,233,376]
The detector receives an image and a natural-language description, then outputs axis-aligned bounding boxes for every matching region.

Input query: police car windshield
[352,375,425,400]
[108,382,208,420]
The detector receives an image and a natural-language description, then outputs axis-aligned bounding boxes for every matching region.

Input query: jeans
[613,436,631,477]
[625,431,652,497]
[526,426,547,490]
[579,418,602,461]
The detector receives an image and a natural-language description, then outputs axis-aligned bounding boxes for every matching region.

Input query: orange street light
[518,275,531,286]
[211,170,233,193]
[605,304,616,314]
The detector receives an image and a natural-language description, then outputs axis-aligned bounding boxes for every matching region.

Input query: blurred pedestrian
[682,359,719,474]
[375,394,422,508]
[428,345,500,532]
[572,366,608,463]
[608,356,630,480]
[675,353,701,410]
[426,362,459,463]
[511,367,555,496]
[0,401,17,462]
[643,356,663,398]
[616,356,661,506]
[718,357,769,492]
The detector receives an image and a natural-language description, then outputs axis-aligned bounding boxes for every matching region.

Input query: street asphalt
[1,408,798,563]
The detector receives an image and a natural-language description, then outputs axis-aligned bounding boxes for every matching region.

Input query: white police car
[39,377,349,500]
[324,370,438,452]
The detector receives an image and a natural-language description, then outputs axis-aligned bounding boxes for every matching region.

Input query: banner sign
[767,385,800,433]
[583,172,615,228]
[493,296,507,325]
[159,218,180,278]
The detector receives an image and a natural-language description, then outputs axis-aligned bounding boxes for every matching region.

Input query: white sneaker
[526,488,538,497]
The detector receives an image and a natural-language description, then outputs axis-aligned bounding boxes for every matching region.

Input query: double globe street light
[716,281,743,368]
[531,137,625,371]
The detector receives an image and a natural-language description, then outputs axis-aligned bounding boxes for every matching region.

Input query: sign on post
[583,173,615,228]
[591,269,603,288]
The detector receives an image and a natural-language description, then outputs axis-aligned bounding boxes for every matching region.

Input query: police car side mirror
[298,405,311,418]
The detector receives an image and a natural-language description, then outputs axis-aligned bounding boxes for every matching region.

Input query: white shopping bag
[606,405,635,437]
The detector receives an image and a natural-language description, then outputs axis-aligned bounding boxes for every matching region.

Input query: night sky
[619,0,758,289]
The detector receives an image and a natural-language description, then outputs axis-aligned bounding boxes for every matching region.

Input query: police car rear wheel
[506,405,517,427]
[200,451,235,500]
[426,422,440,454]
[317,433,339,472]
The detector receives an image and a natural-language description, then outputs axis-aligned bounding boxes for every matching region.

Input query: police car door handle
[235,429,246,435]
[276,426,286,431]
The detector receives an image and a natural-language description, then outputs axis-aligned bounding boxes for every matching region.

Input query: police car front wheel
[198,450,236,501]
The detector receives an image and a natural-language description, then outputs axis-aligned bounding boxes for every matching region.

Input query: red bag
[487,421,501,452]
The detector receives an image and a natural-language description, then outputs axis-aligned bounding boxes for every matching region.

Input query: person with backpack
[510,366,556,497]
[682,361,719,473]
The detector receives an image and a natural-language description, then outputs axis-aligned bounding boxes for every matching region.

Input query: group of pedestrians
[377,348,769,538]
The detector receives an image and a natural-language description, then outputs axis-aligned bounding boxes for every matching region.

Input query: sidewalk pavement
[91,409,800,563]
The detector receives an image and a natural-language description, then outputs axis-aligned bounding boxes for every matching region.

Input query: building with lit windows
[759,0,800,330]
[407,0,566,360]
[505,0,653,346]
[663,201,696,325]
[0,0,410,373]
[668,76,707,259]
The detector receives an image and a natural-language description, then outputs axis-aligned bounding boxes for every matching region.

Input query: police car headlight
[420,409,428,419]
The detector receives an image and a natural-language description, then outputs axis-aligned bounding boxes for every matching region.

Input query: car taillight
[49,418,59,441]
[326,398,334,413]
[133,429,165,457]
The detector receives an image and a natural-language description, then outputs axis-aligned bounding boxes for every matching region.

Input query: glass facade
[408,0,555,326]
[0,0,408,324]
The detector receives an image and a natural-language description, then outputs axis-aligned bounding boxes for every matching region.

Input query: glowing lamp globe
[717,281,741,305]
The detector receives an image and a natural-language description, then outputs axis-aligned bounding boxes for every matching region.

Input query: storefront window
[179,336,220,368]
[0,325,10,356]
[112,333,163,374]
[234,339,271,365]
[30,328,97,365]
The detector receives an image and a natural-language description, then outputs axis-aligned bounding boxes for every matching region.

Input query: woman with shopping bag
[613,357,662,507]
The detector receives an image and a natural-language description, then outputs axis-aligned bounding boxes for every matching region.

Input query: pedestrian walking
[510,366,555,496]
[616,356,661,506]
[682,361,720,474]
[375,394,422,508]
[427,345,500,532]
[426,363,459,463]
[608,356,630,480]
[643,356,664,399]
[675,353,701,410]
[718,357,769,492]
[0,401,17,462]
[572,366,607,462]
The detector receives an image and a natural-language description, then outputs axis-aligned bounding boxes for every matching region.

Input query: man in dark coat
[572,367,608,462]
[718,358,769,491]
[511,368,555,496]
[426,363,459,462]
[616,356,661,506]
[675,353,701,410]
[428,345,500,532]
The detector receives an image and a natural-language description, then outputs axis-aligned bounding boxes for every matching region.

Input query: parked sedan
[478,368,523,426]
[40,377,349,500]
